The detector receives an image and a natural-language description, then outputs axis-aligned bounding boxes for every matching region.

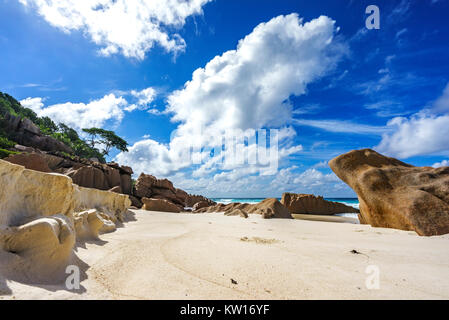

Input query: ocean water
[211,197,360,220]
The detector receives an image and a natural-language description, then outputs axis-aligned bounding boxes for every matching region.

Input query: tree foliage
[0,91,129,163]
[82,128,129,156]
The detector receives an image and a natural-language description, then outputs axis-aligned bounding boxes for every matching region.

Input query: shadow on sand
[0,208,138,297]
[0,209,137,297]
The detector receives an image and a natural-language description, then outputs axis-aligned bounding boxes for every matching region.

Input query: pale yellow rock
[0,215,75,283]
[0,159,75,227]
[0,159,131,283]
[74,209,117,240]
[75,187,131,223]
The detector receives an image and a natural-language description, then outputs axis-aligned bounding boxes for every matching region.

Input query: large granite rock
[67,165,108,190]
[134,173,216,209]
[4,152,51,173]
[281,193,359,215]
[192,201,211,211]
[129,195,143,208]
[196,198,292,219]
[186,194,216,207]
[329,149,449,236]
[134,173,173,198]
[4,152,134,196]
[141,198,181,213]
[2,112,73,154]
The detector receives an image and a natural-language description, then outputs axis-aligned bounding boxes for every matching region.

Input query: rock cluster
[281,193,359,215]
[196,198,292,219]
[141,198,181,213]
[5,151,133,195]
[2,113,73,154]
[4,151,216,213]
[134,173,216,212]
[329,149,449,236]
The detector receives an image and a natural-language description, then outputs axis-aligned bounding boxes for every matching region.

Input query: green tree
[36,116,58,135]
[0,91,129,163]
[82,128,128,156]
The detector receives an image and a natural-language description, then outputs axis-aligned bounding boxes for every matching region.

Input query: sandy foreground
[1,209,449,300]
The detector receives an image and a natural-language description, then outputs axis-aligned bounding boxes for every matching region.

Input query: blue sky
[1,0,449,197]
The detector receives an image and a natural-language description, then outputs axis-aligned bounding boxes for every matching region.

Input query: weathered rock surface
[134,173,216,210]
[141,198,181,213]
[129,195,143,208]
[281,193,359,215]
[329,149,449,236]
[197,198,292,219]
[0,215,75,282]
[0,159,131,282]
[135,173,173,198]
[74,209,116,240]
[192,201,212,211]
[225,209,249,218]
[4,152,134,195]
[4,152,51,173]
[2,112,73,154]
[186,194,216,207]
[109,186,122,193]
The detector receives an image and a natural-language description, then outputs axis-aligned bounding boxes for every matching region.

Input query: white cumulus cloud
[20,87,157,130]
[117,14,346,183]
[22,93,128,130]
[18,0,211,59]
[376,82,449,158]
[432,160,449,168]
[167,13,346,135]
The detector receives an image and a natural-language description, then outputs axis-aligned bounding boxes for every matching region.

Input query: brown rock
[21,118,40,135]
[136,173,174,191]
[329,149,449,236]
[13,144,35,153]
[247,198,292,219]
[192,201,211,211]
[225,209,249,218]
[120,165,133,175]
[152,187,184,206]
[120,173,132,195]
[197,198,291,219]
[4,153,51,173]
[281,193,359,215]
[186,194,216,207]
[107,161,120,169]
[175,188,189,203]
[141,198,181,213]
[134,173,208,207]
[40,153,66,170]
[3,113,73,154]
[103,165,122,189]
[156,178,174,190]
[134,173,156,198]
[67,166,108,190]
[109,186,122,193]
[130,195,143,208]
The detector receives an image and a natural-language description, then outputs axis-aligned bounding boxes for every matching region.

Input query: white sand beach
[2,209,449,300]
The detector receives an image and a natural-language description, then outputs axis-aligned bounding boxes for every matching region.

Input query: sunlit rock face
[330,149,449,236]
[0,159,131,283]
